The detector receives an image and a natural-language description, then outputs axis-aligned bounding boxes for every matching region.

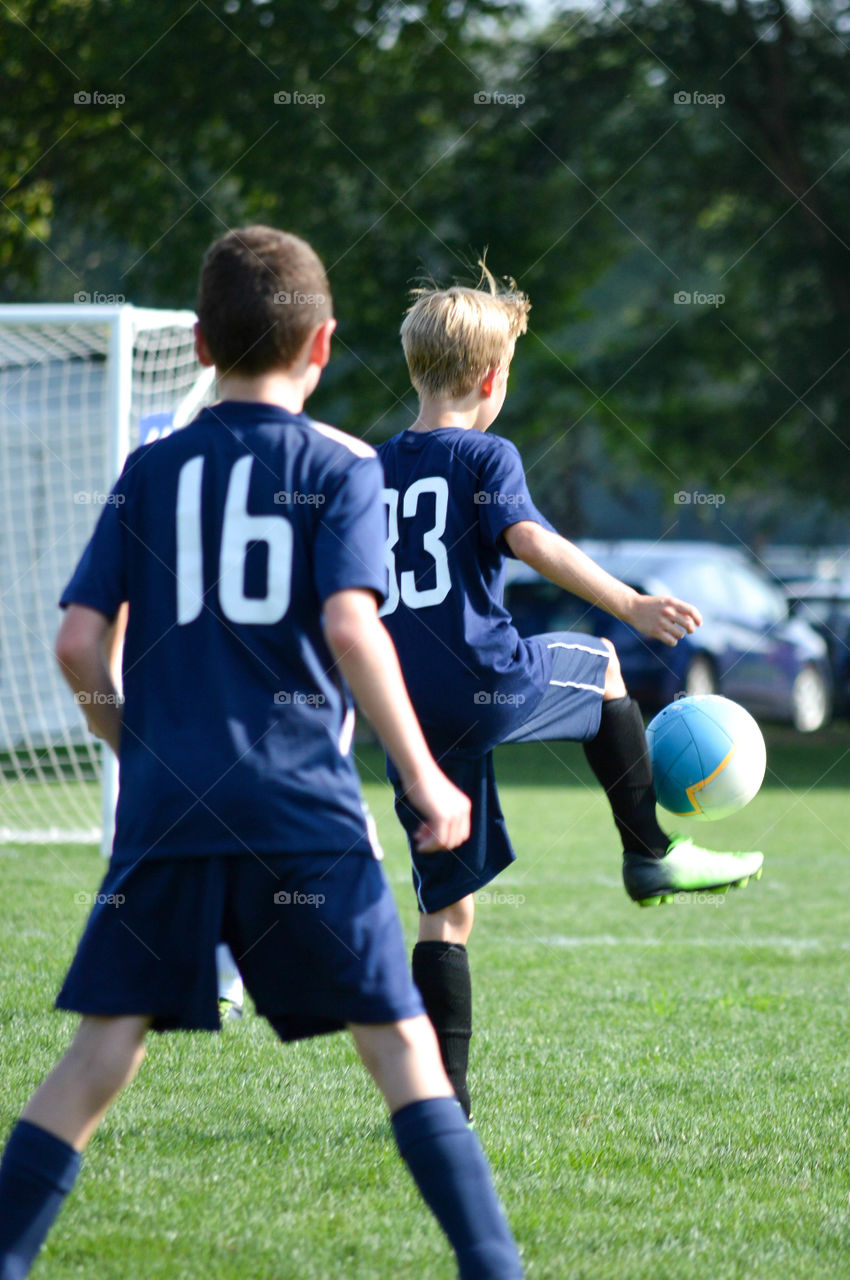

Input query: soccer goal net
[0,305,214,850]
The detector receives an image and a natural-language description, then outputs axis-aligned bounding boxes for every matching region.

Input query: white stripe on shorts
[546,640,608,657]
[547,640,607,695]
[549,678,606,693]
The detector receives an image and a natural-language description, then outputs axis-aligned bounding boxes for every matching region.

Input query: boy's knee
[70,1017,148,1099]
[349,1014,438,1077]
[600,638,627,700]
[418,894,474,944]
[90,1042,146,1101]
[350,1013,450,1107]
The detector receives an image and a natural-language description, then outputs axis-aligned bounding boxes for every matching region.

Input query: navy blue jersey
[377,427,555,755]
[61,401,386,865]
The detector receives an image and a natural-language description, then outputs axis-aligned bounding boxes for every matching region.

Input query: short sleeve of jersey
[313,455,388,604]
[59,462,133,618]
[476,438,555,551]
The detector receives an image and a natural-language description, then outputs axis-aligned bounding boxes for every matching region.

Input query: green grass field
[2,729,849,1278]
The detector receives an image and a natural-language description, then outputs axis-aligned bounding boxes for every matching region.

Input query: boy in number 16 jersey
[378,268,764,1118]
[0,229,523,1280]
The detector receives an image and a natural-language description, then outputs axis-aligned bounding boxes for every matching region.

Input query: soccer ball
[646,695,766,821]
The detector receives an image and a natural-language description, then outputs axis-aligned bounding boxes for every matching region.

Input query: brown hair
[197,225,332,375]
[400,262,530,398]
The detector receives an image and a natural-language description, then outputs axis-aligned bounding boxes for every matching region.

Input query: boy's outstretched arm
[323,588,471,852]
[504,521,702,647]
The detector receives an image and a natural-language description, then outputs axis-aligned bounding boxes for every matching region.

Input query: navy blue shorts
[395,631,609,914]
[502,633,608,745]
[56,852,424,1040]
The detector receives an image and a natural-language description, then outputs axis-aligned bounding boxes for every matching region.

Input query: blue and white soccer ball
[647,695,766,821]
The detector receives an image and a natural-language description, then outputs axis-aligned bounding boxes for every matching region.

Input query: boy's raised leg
[0,1015,149,1279]
[349,1016,522,1280]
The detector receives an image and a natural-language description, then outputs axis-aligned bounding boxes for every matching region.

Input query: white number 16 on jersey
[380,477,451,617]
[176,455,293,625]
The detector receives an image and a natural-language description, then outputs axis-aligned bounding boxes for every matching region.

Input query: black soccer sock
[412,941,472,1119]
[392,1098,523,1279]
[583,695,669,859]
[0,1119,82,1279]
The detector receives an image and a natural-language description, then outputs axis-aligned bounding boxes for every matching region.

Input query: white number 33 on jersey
[380,477,451,616]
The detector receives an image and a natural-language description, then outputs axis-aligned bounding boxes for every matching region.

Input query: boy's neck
[408,403,485,434]
[214,369,315,414]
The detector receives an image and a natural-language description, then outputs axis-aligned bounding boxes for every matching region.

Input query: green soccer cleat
[623,835,764,907]
[218,997,243,1023]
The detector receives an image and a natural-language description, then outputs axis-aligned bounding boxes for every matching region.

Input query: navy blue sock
[583,695,669,858]
[0,1120,81,1280]
[392,1097,522,1279]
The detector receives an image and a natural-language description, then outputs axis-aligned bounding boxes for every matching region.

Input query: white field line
[537,934,842,950]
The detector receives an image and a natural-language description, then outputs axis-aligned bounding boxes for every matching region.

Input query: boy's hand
[403,767,472,853]
[627,594,703,646]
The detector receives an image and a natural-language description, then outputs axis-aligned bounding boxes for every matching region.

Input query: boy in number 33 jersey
[378,266,764,1118]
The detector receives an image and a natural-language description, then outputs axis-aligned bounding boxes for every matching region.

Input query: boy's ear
[194,321,214,368]
[480,365,502,398]
[307,317,337,370]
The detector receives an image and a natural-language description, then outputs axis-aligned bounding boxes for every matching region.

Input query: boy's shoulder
[379,428,522,465]
[306,417,377,462]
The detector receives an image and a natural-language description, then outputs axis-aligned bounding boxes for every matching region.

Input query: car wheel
[684,655,718,697]
[790,664,832,733]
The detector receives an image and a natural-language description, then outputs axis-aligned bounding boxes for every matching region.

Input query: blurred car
[504,540,832,732]
[785,577,850,718]
[762,544,850,589]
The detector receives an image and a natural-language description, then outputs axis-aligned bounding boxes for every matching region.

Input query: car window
[653,559,729,613]
[726,565,786,624]
[639,555,785,624]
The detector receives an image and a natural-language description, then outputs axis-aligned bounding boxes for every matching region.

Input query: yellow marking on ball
[675,742,736,816]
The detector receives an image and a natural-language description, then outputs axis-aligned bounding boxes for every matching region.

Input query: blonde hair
[400,262,530,398]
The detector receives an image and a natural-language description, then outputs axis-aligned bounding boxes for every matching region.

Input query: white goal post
[0,304,214,854]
